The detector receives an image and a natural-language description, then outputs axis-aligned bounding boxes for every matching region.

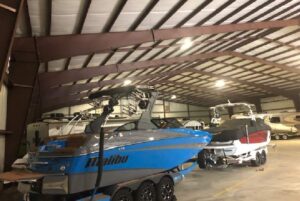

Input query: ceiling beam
[40,50,300,108]
[42,69,186,100]
[13,18,300,62]
[41,65,276,111]
[5,40,40,170]
[39,51,226,89]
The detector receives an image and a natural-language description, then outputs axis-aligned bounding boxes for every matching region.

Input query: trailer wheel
[197,150,207,169]
[274,134,280,140]
[281,134,288,140]
[261,150,267,165]
[251,152,262,167]
[134,181,156,201]
[112,188,133,201]
[156,176,174,201]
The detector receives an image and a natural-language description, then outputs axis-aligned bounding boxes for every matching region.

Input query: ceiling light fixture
[171,95,177,99]
[180,38,193,51]
[123,79,132,86]
[215,80,225,88]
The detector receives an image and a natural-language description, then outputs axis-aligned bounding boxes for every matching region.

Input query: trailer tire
[112,188,133,201]
[274,134,280,140]
[134,181,156,201]
[197,150,207,169]
[156,176,174,201]
[261,150,267,165]
[251,152,261,167]
[281,134,288,140]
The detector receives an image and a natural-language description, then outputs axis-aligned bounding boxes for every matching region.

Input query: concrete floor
[1,139,300,201]
[175,139,300,201]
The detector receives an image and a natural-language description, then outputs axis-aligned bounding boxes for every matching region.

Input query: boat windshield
[221,119,255,128]
[151,118,183,129]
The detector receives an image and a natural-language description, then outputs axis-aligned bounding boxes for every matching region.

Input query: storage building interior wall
[45,100,210,123]
[261,96,297,113]
[0,86,8,173]
[43,96,299,125]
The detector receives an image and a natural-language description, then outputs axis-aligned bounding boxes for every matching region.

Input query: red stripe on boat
[239,130,268,144]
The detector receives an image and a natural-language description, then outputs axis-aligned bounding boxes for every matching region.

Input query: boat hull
[29,129,211,194]
[206,130,271,157]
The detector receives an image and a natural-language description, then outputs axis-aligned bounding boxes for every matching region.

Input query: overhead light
[171,95,176,99]
[123,79,132,86]
[180,38,193,51]
[215,80,225,88]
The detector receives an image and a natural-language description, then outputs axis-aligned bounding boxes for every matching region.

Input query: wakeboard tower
[198,102,271,169]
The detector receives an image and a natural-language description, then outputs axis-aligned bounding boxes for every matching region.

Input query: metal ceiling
[12,0,300,111]
[2,0,300,172]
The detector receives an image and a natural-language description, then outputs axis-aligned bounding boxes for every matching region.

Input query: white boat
[198,102,271,168]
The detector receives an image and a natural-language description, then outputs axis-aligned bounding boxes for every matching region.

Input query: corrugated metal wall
[261,96,296,113]
[45,99,210,122]
[0,86,8,172]
[43,96,299,125]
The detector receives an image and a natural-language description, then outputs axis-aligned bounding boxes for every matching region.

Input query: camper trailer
[252,113,299,140]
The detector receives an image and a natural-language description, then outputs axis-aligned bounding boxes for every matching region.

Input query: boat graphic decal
[85,155,129,167]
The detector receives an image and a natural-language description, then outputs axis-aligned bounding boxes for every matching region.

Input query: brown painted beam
[5,41,40,171]
[13,18,300,62]
[229,52,300,75]
[0,0,24,90]
[42,69,187,101]
[41,57,300,111]
[39,51,226,89]
[41,69,187,111]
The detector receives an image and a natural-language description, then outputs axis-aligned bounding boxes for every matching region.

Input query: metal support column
[187,104,191,120]
[251,98,263,113]
[163,99,166,119]
[228,107,234,119]
[0,0,24,89]
[292,94,300,112]
[4,38,40,171]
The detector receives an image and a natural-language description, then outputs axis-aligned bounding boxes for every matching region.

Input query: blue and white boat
[2,86,212,200]
[30,128,211,195]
